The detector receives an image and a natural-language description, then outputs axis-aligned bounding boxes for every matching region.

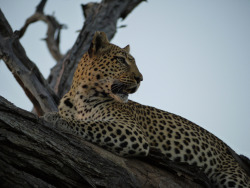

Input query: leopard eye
[115,56,127,65]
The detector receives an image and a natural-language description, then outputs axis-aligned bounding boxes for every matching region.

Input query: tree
[1,1,248,187]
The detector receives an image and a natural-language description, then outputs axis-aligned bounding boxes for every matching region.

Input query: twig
[19,0,65,62]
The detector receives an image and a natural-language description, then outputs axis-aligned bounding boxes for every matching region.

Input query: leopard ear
[123,45,130,53]
[88,31,109,58]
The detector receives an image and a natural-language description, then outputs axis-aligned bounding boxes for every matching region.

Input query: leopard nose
[134,75,143,83]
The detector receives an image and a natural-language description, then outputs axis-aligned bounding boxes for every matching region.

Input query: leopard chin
[110,93,128,103]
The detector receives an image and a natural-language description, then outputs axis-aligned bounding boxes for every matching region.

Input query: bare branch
[19,0,65,62]
[0,9,58,115]
[0,96,205,188]
[36,0,47,13]
[81,3,99,19]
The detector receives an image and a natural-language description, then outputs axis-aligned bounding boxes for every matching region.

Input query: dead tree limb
[0,9,58,116]
[0,96,205,188]
[19,0,65,62]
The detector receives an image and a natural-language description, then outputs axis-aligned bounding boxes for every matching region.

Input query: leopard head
[75,31,143,103]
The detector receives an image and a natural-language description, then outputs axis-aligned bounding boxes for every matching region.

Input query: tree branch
[0,9,58,115]
[0,96,206,188]
[19,0,65,62]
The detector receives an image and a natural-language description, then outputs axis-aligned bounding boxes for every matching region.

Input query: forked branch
[19,0,65,62]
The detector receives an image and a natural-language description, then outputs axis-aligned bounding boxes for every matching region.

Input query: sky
[0,0,249,157]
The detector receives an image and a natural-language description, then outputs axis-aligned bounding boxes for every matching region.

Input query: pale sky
[1,0,250,157]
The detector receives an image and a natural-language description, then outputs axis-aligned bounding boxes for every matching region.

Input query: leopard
[46,31,250,188]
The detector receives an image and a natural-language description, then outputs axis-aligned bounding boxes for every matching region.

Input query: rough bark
[0,96,205,188]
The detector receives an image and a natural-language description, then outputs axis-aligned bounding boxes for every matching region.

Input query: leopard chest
[73,98,116,122]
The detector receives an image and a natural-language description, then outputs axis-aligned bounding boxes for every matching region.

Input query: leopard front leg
[42,112,73,134]
[62,118,149,157]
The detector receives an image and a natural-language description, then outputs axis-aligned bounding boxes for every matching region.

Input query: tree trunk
[0,96,204,188]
